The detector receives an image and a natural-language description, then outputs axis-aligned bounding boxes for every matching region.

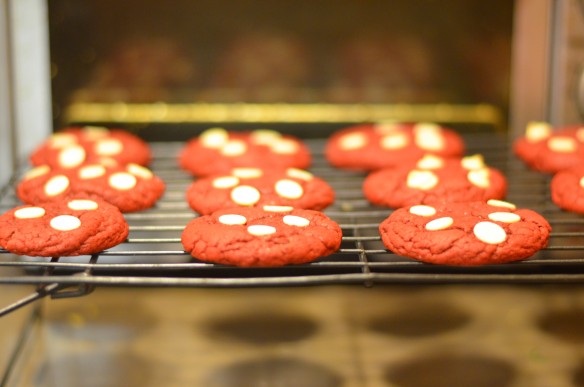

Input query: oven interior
[2,1,584,386]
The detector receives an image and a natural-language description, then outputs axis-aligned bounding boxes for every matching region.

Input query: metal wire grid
[2,133,584,296]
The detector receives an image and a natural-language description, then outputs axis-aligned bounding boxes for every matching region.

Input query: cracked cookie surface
[379,200,550,265]
[181,206,342,267]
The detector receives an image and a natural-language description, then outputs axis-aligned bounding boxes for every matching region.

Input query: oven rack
[2,133,584,310]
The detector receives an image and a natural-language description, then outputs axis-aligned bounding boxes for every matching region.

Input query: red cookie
[363,154,507,208]
[181,206,342,267]
[379,200,551,266]
[325,122,465,171]
[551,166,584,214]
[179,128,312,177]
[186,167,334,215]
[16,163,165,213]
[0,198,129,257]
[30,126,152,169]
[513,121,584,173]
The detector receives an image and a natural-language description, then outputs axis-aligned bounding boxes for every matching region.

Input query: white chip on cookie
[414,127,445,151]
[425,217,454,231]
[95,139,123,156]
[250,129,282,145]
[24,165,51,180]
[488,212,520,223]
[247,224,276,236]
[275,179,304,199]
[231,185,261,206]
[283,215,310,227]
[473,221,507,244]
[232,168,263,179]
[271,139,299,154]
[212,176,240,189]
[286,168,313,181]
[467,168,491,188]
[68,199,99,211]
[263,205,294,212]
[416,154,444,169]
[79,165,106,179]
[381,132,408,149]
[487,199,516,209]
[221,140,247,156]
[127,163,153,179]
[49,133,77,148]
[14,207,45,219]
[548,137,577,153]
[109,172,137,190]
[407,170,439,190]
[409,205,437,217]
[525,121,552,142]
[44,175,70,196]
[218,214,247,225]
[339,132,367,150]
[58,145,86,168]
[50,215,81,231]
[200,128,229,148]
[461,154,485,170]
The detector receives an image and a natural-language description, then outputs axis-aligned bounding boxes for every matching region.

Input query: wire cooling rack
[1,131,584,312]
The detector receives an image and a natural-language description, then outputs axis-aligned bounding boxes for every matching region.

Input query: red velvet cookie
[0,198,129,257]
[363,154,507,208]
[379,200,551,266]
[30,126,152,169]
[325,122,465,171]
[16,163,165,213]
[551,166,584,214]
[186,167,334,215]
[181,206,342,267]
[179,128,312,177]
[513,121,584,173]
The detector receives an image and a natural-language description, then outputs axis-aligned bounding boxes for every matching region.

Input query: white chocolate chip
[525,121,552,142]
[374,122,400,134]
[95,139,123,156]
[49,133,77,148]
[286,168,313,181]
[381,132,408,149]
[230,185,261,206]
[461,154,485,170]
[232,168,263,179]
[488,212,521,223]
[200,128,228,148]
[50,215,81,231]
[68,199,99,211]
[339,132,367,150]
[212,176,240,189]
[24,165,50,180]
[79,165,106,179]
[473,221,507,244]
[82,126,109,139]
[487,199,517,209]
[548,137,576,153]
[218,214,247,225]
[97,157,118,167]
[409,205,437,217]
[221,140,247,157]
[247,225,276,236]
[127,163,153,179]
[14,207,45,219]
[58,145,86,168]
[271,139,299,154]
[109,172,137,190]
[580,176,584,189]
[407,170,439,190]
[467,168,491,188]
[44,175,70,196]
[263,205,293,212]
[414,125,445,151]
[425,217,454,231]
[275,179,304,199]
[250,129,281,145]
[416,155,444,169]
[283,215,310,227]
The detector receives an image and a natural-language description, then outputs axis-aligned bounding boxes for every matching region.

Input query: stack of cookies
[325,121,551,266]
[179,128,342,267]
[0,126,166,257]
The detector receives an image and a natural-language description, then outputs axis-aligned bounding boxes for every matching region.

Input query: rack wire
[1,131,584,313]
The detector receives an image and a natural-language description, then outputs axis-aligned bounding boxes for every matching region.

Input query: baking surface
[7,285,584,387]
